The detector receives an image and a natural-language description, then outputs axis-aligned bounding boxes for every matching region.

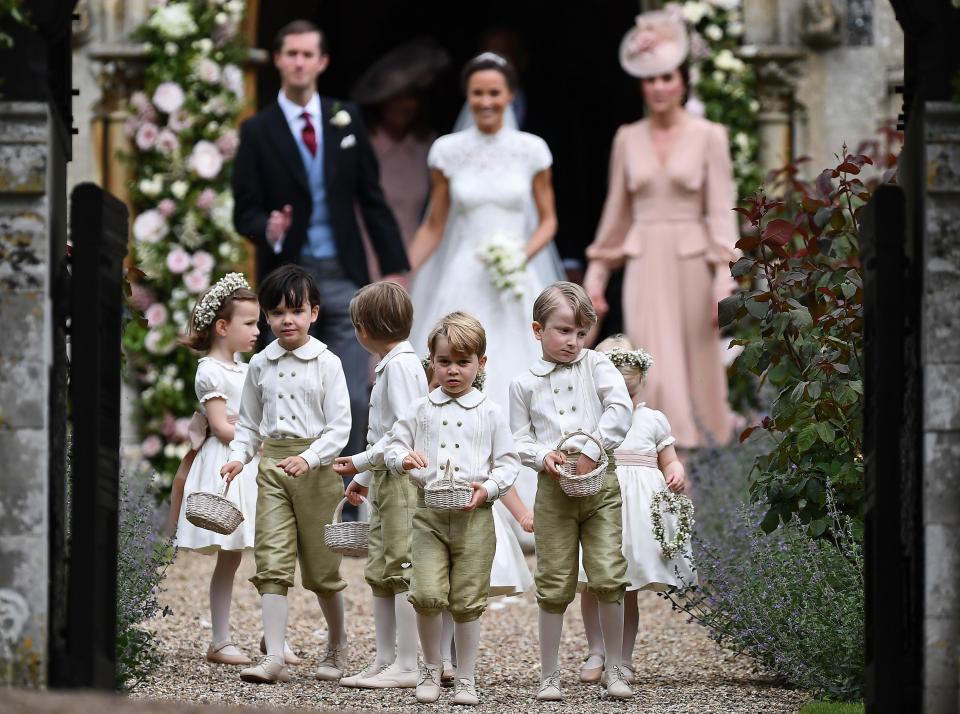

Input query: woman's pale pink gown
[584,115,737,448]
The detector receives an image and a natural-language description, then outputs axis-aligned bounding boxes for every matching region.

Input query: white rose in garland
[148,2,198,39]
[153,81,185,114]
[165,247,192,274]
[188,140,224,179]
[132,209,169,244]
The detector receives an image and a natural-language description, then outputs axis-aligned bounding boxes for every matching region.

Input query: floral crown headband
[601,347,654,376]
[193,272,250,330]
[422,354,487,391]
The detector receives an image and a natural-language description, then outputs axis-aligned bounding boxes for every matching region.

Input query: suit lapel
[265,103,310,197]
[321,96,340,189]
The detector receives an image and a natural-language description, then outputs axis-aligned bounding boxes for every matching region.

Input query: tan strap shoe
[205,641,252,666]
[239,654,291,684]
[259,636,301,666]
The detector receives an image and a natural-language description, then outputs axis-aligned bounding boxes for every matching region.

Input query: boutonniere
[329,101,352,128]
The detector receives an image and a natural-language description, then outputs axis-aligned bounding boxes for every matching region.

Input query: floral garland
[650,488,696,559]
[665,0,761,199]
[122,0,249,493]
[602,347,654,375]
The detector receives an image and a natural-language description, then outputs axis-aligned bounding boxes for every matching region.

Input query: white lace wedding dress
[410,125,554,408]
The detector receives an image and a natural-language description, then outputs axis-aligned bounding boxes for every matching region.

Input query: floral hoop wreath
[421,355,486,391]
[602,346,654,376]
[650,488,695,559]
[193,272,250,330]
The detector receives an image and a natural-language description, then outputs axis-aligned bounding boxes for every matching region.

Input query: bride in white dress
[407,52,559,410]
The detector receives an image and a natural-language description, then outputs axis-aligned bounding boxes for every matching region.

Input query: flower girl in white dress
[576,334,697,685]
[166,274,263,665]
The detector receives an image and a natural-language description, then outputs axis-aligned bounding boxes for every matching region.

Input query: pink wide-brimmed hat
[619,10,689,78]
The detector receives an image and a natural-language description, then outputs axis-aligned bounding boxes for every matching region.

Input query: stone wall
[0,101,69,686]
[921,101,960,714]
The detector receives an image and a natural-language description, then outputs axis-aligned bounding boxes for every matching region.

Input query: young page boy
[385,311,519,706]
[508,282,634,701]
[333,282,427,689]
[221,264,352,685]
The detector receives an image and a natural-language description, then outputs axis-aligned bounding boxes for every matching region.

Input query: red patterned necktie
[300,111,317,156]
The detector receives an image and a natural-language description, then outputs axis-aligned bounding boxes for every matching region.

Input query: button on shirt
[509,349,632,470]
[228,337,351,469]
[384,387,520,502]
[351,341,428,486]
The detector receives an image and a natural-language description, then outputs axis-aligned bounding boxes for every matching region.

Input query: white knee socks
[394,593,419,671]
[372,595,397,668]
[441,609,455,666]
[317,591,347,648]
[579,591,605,667]
[209,550,241,646]
[597,600,624,669]
[261,593,288,658]
[454,619,481,684]
[622,591,639,667]
[417,612,444,667]
[538,609,564,677]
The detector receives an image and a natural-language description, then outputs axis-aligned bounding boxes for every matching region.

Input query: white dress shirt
[270,90,323,254]
[228,337,351,469]
[384,387,520,502]
[351,341,428,486]
[509,349,633,470]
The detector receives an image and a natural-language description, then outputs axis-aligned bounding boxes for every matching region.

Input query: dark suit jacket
[232,96,409,285]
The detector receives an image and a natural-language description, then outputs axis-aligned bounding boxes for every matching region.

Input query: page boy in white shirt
[385,311,520,706]
[509,282,634,701]
[333,282,428,689]
[221,264,352,685]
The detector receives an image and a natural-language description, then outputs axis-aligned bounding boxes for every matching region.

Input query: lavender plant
[116,472,175,690]
[665,473,864,700]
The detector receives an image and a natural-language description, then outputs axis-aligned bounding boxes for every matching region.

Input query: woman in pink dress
[584,11,736,450]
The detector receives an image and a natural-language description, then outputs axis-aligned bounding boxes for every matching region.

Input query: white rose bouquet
[476,232,527,300]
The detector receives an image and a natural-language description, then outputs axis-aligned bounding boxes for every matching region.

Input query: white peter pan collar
[264,336,328,361]
[375,341,416,374]
[529,349,589,377]
[428,386,486,409]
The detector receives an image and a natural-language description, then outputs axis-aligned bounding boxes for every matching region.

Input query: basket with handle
[424,459,474,510]
[324,496,370,557]
[185,480,245,535]
[555,430,608,498]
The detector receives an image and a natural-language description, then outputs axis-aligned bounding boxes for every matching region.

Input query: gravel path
[135,551,808,713]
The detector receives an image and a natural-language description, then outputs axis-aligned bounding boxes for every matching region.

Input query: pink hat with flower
[619,10,689,78]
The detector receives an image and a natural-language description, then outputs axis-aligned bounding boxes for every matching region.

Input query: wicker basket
[556,430,608,498]
[424,459,474,510]
[185,480,244,535]
[324,497,370,557]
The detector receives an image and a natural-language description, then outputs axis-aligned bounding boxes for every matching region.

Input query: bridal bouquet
[476,232,527,299]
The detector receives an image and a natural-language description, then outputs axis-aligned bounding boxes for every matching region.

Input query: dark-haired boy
[222,264,352,685]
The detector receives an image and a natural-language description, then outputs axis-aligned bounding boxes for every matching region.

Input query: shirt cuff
[353,469,373,487]
[268,230,284,254]
[227,450,247,465]
[299,449,321,470]
[482,479,500,502]
[351,451,373,474]
[580,439,603,464]
[534,446,553,471]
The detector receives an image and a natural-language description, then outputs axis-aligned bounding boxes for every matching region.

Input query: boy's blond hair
[427,311,486,358]
[533,281,597,328]
[349,281,414,342]
[596,333,641,384]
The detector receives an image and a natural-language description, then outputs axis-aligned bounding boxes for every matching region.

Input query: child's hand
[520,511,534,533]
[402,450,428,471]
[277,455,310,477]
[462,482,487,512]
[221,461,244,483]
[333,456,359,476]
[664,464,686,493]
[575,453,598,476]
[543,451,566,480]
[345,480,368,506]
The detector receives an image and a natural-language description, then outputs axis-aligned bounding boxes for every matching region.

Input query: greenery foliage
[116,471,174,690]
[122,0,249,495]
[718,150,881,535]
[0,0,29,49]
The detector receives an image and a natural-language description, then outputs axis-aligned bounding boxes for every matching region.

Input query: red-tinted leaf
[762,218,794,246]
[801,195,825,212]
[815,169,835,199]
[837,162,862,174]
[736,235,760,251]
[817,287,837,299]
[740,425,758,442]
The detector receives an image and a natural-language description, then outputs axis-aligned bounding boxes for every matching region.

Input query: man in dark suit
[233,19,409,465]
